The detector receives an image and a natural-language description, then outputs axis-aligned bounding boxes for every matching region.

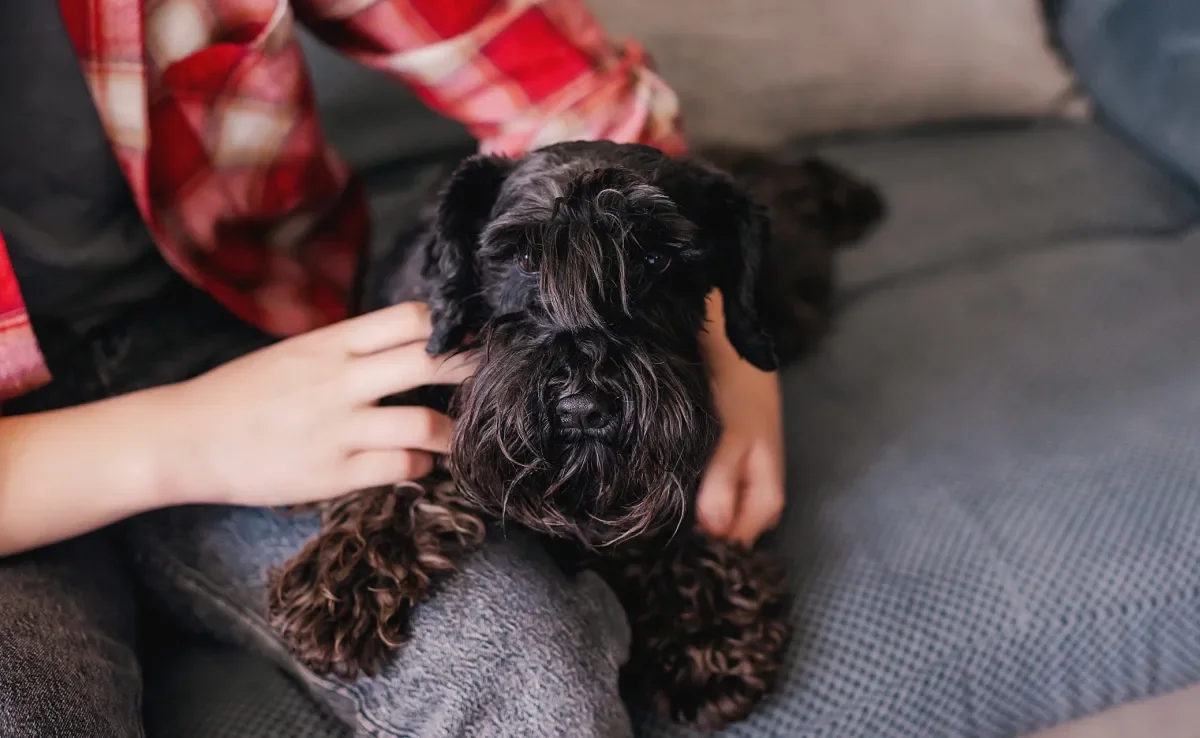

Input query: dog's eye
[643,252,671,273]
[516,247,538,274]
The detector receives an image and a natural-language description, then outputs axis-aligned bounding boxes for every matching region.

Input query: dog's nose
[555,393,612,432]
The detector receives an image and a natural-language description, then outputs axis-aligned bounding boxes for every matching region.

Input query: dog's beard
[449,319,719,550]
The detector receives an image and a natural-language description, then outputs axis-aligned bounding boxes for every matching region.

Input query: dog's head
[413,141,779,550]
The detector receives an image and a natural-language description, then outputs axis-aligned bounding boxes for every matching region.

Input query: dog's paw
[266,481,487,680]
[610,536,793,732]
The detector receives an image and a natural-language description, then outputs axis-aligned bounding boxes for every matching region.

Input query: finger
[695,440,746,538]
[331,302,434,356]
[342,449,435,491]
[347,343,477,402]
[726,452,785,546]
[347,406,456,455]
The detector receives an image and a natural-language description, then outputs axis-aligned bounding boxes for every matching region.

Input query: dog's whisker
[666,499,687,547]
[498,485,513,533]
[597,524,642,549]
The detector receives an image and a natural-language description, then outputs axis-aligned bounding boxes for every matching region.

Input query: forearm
[0,387,177,556]
[294,0,685,156]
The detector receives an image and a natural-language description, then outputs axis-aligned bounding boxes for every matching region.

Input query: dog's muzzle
[448,319,718,550]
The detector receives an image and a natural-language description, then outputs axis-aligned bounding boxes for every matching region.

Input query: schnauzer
[266,141,885,732]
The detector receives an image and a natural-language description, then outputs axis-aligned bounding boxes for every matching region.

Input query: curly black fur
[266,479,486,679]
[267,141,885,731]
[593,531,792,731]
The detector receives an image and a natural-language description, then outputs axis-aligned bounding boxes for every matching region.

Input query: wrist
[80,386,188,511]
[139,379,220,507]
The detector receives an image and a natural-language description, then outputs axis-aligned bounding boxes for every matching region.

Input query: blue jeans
[1053,0,1200,194]
[0,280,633,738]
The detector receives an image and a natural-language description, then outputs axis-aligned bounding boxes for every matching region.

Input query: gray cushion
[817,119,1200,291]
[587,0,1082,146]
[148,121,1200,737]
[643,200,1200,738]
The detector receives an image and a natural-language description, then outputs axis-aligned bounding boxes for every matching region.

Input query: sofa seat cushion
[642,225,1200,738]
[639,123,1200,737]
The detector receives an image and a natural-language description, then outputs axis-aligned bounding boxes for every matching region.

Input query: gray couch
[142,30,1200,738]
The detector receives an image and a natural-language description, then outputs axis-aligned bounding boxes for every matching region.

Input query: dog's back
[698,147,886,364]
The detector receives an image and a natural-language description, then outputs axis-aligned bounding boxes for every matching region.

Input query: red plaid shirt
[0,0,684,403]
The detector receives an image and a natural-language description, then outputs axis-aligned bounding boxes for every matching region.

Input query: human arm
[695,290,787,546]
[0,388,183,556]
[291,0,685,156]
[0,302,472,557]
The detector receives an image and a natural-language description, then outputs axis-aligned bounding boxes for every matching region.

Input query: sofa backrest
[298,0,1085,168]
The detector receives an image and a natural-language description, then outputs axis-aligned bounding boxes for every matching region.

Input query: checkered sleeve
[292,0,686,157]
[0,228,50,403]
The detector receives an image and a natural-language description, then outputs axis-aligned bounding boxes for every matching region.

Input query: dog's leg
[266,480,487,680]
[598,533,793,732]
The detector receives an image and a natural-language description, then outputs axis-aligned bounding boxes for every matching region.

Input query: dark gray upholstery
[144,641,348,738]
[644,121,1200,738]
[145,121,1200,737]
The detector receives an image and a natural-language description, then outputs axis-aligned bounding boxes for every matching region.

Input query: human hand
[695,292,787,546]
[155,302,474,508]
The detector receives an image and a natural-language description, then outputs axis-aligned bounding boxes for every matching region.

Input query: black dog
[267,141,884,731]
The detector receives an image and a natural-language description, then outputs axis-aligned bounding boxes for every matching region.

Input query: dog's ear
[709,182,779,372]
[423,153,515,354]
[668,160,779,372]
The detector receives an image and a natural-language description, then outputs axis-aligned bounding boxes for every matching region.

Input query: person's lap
[0,279,634,738]
[0,532,142,737]
[126,506,632,737]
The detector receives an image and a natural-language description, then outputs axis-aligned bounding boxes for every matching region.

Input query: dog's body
[267,142,884,731]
